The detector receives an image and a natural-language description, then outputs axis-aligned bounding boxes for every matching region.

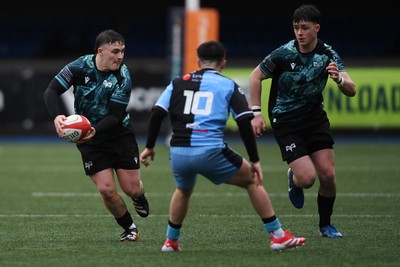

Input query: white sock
[271,228,285,238]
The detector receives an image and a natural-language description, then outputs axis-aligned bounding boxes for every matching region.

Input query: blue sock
[264,218,284,238]
[166,224,181,242]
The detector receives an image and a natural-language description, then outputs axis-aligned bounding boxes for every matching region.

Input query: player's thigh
[116,169,141,194]
[289,156,317,184]
[90,168,117,194]
[224,159,253,188]
[201,145,243,185]
[310,149,335,179]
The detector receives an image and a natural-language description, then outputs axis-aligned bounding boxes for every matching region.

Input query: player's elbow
[346,85,357,97]
[341,83,356,97]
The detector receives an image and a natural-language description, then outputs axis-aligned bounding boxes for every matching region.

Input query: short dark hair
[293,4,321,24]
[197,41,226,61]
[94,29,125,52]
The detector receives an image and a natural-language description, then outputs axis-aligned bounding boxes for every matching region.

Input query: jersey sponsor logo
[60,67,73,82]
[186,122,200,129]
[290,62,296,70]
[186,123,208,132]
[85,76,90,84]
[190,73,202,82]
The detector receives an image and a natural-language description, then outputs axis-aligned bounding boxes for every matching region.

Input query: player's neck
[298,38,318,54]
[95,55,107,72]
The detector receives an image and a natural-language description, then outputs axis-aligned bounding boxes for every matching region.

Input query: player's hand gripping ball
[62,115,92,143]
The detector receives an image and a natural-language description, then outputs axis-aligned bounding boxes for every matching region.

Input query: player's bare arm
[326,62,356,97]
[249,67,268,136]
[140,148,155,167]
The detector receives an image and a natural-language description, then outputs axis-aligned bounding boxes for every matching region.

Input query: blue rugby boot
[287,168,304,209]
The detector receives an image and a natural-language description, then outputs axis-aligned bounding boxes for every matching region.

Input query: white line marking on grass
[0,214,112,218]
[198,214,396,218]
[32,192,99,197]
[31,192,400,197]
[3,165,399,173]
[0,214,395,218]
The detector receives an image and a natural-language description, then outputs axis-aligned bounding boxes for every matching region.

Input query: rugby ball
[62,115,92,143]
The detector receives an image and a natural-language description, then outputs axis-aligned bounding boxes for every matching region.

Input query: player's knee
[101,192,121,205]
[176,187,193,198]
[118,179,142,198]
[295,171,316,188]
[318,169,336,184]
[224,160,255,187]
[235,173,255,188]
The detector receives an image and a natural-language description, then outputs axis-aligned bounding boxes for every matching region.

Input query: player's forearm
[237,118,260,163]
[145,107,168,148]
[43,88,61,119]
[337,72,356,97]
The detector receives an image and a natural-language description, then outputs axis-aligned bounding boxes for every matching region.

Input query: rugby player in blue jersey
[140,40,305,252]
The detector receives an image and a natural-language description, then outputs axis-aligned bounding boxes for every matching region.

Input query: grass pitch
[0,137,399,267]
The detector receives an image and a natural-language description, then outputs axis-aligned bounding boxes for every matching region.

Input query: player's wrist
[250,158,260,164]
[336,75,345,87]
[251,105,262,116]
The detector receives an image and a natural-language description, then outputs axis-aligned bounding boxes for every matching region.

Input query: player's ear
[221,59,227,69]
[315,23,320,33]
[97,46,104,55]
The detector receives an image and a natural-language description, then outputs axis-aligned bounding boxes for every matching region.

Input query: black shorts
[77,133,140,176]
[273,121,334,164]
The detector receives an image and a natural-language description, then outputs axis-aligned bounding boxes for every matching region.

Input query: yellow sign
[223,68,400,129]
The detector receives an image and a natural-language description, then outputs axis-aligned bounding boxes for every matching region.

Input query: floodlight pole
[185,0,200,11]
[183,0,219,74]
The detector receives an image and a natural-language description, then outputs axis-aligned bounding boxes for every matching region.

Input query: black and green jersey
[259,39,345,128]
[54,54,132,128]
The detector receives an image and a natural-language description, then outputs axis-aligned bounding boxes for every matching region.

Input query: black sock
[318,193,335,227]
[262,215,277,224]
[116,211,133,229]
[168,220,182,229]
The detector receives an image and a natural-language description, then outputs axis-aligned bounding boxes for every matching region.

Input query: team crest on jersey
[103,80,112,88]
[290,62,296,70]
[313,61,324,68]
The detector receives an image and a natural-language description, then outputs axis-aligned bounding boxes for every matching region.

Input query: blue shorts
[169,144,243,189]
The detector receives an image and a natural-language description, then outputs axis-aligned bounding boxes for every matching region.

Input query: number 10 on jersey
[183,90,214,115]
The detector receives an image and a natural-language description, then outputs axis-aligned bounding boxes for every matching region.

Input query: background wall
[0,0,399,137]
[0,0,399,62]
